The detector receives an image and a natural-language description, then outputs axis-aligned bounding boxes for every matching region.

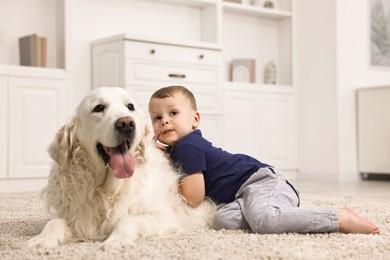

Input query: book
[34,35,41,66]
[19,34,37,66]
[19,34,48,67]
[40,36,47,67]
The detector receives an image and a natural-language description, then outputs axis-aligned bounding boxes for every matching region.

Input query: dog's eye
[92,104,105,113]
[127,103,135,111]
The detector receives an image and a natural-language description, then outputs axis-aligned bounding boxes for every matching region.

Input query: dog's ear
[135,124,150,164]
[48,116,77,167]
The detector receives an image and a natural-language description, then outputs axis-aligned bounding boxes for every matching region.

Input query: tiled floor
[292,178,390,200]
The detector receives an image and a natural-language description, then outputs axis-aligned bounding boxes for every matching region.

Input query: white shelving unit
[0,0,71,192]
[0,0,298,192]
[147,0,295,87]
[0,0,71,70]
[92,0,298,177]
[222,1,294,86]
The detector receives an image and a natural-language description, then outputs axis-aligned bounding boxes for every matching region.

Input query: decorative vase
[265,61,277,84]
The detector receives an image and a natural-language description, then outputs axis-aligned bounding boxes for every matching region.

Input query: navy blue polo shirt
[169,130,270,204]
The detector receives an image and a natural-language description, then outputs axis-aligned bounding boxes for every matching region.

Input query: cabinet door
[199,114,223,148]
[258,93,298,169]
[9,77,66,178]
[224,90,298,170]
[224,91,261,159]
[0,76,7,179]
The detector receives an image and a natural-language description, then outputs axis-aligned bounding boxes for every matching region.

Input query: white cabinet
[357,87,390,177]
[0,0,71,192]
[224,84,298,174]
[8,76,67,178]
[91,0,298,174]
[0,76,7,179]
[92,35,224,146]
[0,69,67,183]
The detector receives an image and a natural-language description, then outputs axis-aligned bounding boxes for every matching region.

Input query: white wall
[71,0,203,109]
[296,0,340,180]
[297,0,390,181]
[337,0,390,181]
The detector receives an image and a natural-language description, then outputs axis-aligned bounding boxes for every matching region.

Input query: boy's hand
[153,131,168,152]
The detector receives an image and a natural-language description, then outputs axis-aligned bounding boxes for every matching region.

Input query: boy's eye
[154,116,161,121]
[170,111,178,116]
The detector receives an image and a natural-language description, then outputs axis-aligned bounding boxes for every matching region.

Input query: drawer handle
[199,54,204,59]
[168,73,186,78]
[150,49,155,55]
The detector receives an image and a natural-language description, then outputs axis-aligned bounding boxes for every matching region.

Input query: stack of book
[19,34,47,67]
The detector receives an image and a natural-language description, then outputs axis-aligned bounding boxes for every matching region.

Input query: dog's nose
[115,117,135,133]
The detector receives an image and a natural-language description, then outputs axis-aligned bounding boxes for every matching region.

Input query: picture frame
[224,0,242,3]
[231,59,256,83]
[370,0,390,68]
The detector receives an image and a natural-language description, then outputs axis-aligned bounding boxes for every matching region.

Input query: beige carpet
[0,193,389,260]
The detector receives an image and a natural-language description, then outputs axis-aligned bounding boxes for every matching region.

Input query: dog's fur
[23,87,216,250]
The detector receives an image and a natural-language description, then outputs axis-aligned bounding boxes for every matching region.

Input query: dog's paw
[99,237,135,251]
[99,240,134,251]
[20,236,60,249]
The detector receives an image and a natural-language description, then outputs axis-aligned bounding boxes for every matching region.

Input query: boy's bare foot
[338,208,380,234]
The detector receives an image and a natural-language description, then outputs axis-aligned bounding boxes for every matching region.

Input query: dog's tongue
[109,143,135,178]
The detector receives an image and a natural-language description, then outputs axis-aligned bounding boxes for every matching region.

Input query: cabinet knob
[150,49,155,55]
[198,54,204,59]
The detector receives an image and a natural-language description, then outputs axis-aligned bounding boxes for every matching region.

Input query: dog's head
[49,87,149,179]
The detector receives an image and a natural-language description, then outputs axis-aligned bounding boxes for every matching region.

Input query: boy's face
[149,93,200,147]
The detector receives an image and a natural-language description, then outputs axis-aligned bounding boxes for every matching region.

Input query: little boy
[148,85,380,234]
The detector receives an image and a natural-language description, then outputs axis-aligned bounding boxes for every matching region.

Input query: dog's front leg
[99,213,179,250]
[22,218,73,249]
[99,216,139,250]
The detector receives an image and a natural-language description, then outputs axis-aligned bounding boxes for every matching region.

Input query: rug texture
[0,192,389,260]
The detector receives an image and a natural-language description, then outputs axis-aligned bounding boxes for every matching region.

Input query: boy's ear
[193,111,200,129]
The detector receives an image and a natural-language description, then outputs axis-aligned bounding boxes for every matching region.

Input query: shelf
[223,2,292,19]
[0,0,68,70]
[153,0,218,7]
[0,64,68,79]
[92,33,223,51]
[223,81,295,93]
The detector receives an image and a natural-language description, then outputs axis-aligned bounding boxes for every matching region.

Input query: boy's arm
[179,172,205,207]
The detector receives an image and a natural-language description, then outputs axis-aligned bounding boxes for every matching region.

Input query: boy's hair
[150,85,198,110]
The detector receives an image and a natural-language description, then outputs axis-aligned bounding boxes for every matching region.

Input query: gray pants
[213,167,339,234]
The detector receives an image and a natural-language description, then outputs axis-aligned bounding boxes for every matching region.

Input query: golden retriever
[23,87,216,250]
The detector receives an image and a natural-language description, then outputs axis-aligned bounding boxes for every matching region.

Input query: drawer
[125,61,220,86]
[124,40,222,66]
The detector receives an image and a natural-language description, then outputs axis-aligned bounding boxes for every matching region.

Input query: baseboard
[280,169,298,181]
[297,172,339,182]
[0,178,47,193]
[297,172,368,182]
